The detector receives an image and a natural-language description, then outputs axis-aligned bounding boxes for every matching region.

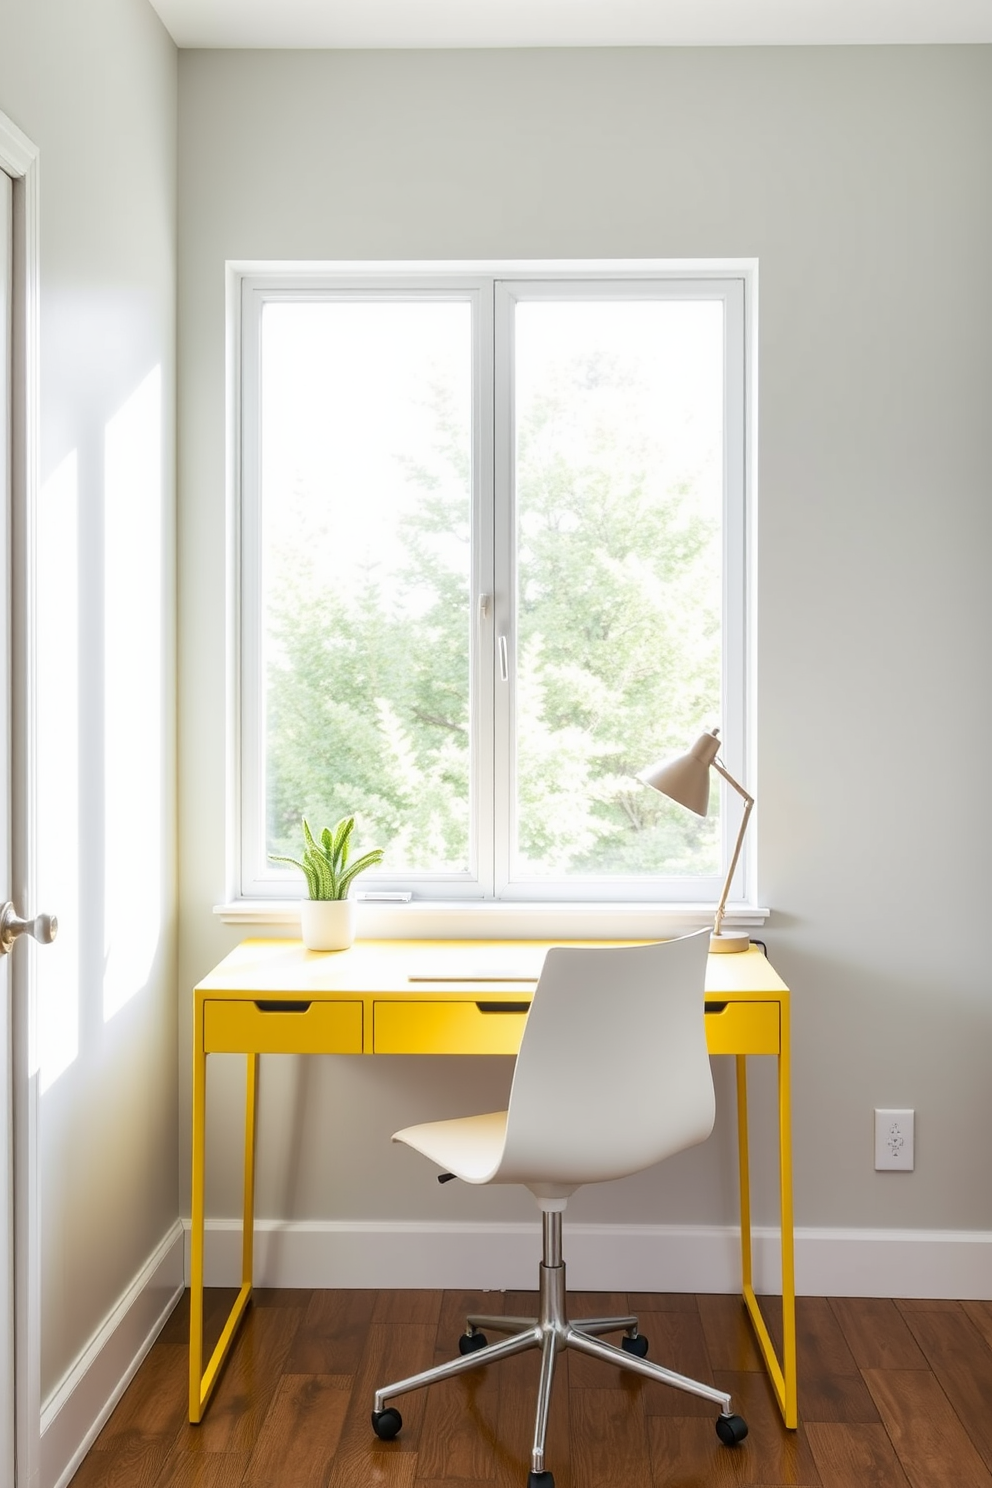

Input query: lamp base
[709,930,750,954]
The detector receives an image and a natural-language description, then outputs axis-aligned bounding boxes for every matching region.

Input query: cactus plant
[271,815,384,900]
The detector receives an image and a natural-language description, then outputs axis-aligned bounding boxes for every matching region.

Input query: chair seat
[394,1109,508,1185]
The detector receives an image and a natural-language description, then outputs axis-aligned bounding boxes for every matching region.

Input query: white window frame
[225,259,759,931]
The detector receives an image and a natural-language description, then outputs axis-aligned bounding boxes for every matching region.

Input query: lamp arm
[711,761,754,939]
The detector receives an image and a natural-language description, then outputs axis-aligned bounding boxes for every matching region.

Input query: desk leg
[736,1056,753,1294]
[241,1053,258,1290]
[736,1050,798,1430]
[188,1047,258,1424]
[778,1007,798,1428]
[189,1016,207,1422]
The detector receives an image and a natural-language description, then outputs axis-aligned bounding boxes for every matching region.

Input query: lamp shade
[637,730,722,817]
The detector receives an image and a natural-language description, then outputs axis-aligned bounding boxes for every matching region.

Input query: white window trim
[222,258,763,934]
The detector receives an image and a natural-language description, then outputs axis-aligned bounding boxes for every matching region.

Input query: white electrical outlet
[875,1109,914,1171]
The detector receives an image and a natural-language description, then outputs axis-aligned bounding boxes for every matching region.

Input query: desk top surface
[196,938,789,1000]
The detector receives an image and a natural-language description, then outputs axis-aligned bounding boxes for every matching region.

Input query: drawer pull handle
[475,1001,530,1013]
[704,1001,729,1014]
[254,1000,312,1013]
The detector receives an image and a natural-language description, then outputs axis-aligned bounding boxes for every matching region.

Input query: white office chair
[370,931,749,1488]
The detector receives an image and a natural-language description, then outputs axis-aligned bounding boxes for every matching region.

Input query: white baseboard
[41,1221,185,1488]
[794,1226,992,1300]
[183,1217,992,1300]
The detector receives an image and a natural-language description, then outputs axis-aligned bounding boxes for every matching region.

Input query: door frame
[0,106,42,1488]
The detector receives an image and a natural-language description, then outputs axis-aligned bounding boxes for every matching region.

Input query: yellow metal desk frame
[189,939,796,1429]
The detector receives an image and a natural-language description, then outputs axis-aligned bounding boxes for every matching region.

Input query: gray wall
[177,47,992,1242]
[0,0,179,1400]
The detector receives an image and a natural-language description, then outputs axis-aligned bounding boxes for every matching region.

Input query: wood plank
[249,1287,314,1309]
[435,1287,507,1350]
[646,1368,822,1487]
[372,1288,443,1327]
[630,1309,717,1417]
[415,1482,500,1488]
[243,1374,350,1486]
[94,1342,190,1448]
[717,1368,822,1484]
[564,1291,635,1390]
[283,1288,378,1374]
[325,1321,437,1488]
[894,1297,963,1313]
[160,1289,242,1356]
[148,1453,254,1488]
[799,1368,881,1428]
[788,1296,880,1424]
[493,1341,572,1487]
[501,1291,538,1316]
[902,1308,992,1471]
[864,1368,992,1488]
[806,1422,911,1488]
[793,1297,861,1377]
[567,1289,630,1320]
[829,1298,929,1371]
[175,1301,304,1454]
[417,1374,502,1482]
[67,1436,180,1488]
[494,1290,555,1397]
[569,1386,651,1488]
[643,1420,722,1488]
[696,1293,765,1372]
[962,1301,992,1352]
[627,1292,701,1314]
[416,1291,508,1481]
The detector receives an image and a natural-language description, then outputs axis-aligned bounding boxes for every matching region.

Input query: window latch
[497,634,509,682]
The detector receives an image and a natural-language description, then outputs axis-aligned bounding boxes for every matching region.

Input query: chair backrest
[495,931,715,1190]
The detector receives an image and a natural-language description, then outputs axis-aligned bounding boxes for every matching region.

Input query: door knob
[0,902,58,955]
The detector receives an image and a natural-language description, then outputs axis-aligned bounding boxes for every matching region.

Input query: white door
[1,157,15,1488]
[1,119,46,1488]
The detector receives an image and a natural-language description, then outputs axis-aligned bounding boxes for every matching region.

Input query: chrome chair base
[373,1211,743,1479]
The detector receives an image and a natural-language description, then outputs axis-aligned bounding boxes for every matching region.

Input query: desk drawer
[373,999,780,1057]
[203,999,363,1055]
[705,1000,779,1056]
[374,1000,529,1055]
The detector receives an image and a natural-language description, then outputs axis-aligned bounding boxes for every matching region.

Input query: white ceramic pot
[299,897,356,952]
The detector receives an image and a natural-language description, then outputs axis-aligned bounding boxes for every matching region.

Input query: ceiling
[147,0,992,50]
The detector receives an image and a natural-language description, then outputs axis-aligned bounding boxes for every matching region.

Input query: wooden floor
[69,1287,992,1487]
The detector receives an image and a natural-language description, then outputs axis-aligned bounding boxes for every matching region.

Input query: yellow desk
[189,939,795,1429]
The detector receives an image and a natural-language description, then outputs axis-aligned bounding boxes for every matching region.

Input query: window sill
[213,899,769,940]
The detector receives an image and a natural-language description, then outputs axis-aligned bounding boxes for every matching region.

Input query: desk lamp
[638,728,753,953]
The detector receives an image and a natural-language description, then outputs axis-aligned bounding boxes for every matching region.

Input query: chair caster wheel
[621,1332,649,1357]
[371,1407,403,1440]
[716,1412,748,1445]
[459,1330,489,1354]
[527,1472,554,1487]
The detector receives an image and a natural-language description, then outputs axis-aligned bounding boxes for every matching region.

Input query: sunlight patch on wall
[103,367,163,1020]
[37,451,80,1092]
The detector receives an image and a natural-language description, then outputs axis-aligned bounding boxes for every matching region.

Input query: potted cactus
[271,815,384,951]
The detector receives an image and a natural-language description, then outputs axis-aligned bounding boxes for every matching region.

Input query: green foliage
[511,354,720,875]
[270,815,385,900]
[264,343,721,882]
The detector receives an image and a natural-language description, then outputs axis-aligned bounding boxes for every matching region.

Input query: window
[236,265,751,906]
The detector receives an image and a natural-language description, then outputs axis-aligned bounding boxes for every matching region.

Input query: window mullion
[474,280,496,898]
[491,281,516,897]
[238,280,265,899]
[721,279,748,903]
